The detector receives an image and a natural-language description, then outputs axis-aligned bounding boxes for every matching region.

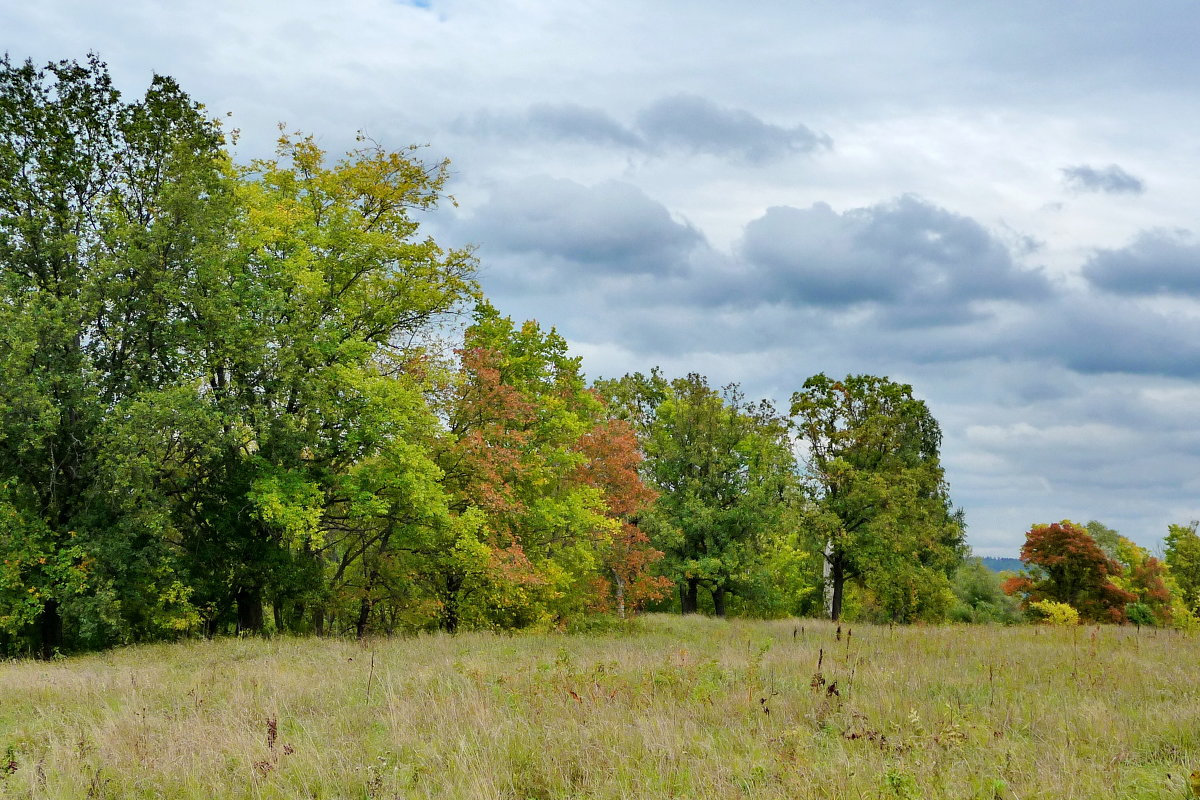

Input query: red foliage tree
[1128,556,1173,625]
[1007,521,1135,622]
[574,419,670,617]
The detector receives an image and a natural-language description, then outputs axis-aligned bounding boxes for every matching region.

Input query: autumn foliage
[574,420,671,616]
[1004,521,1135,622]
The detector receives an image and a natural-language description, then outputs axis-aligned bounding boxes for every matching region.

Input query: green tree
[1085,521,1174,625]
[0,56,481,651]
[0,55,230,654]
[949,559,1023,624]
[163,131,476,636]
[790,374,965,622]
[1165,522,1200,615]
[602,373,795,616]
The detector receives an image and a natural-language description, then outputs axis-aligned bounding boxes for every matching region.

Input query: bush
[850,565,956,624]
[950,560,1024,624]
[1125,602,1155,627]
[1027,600,1080,626]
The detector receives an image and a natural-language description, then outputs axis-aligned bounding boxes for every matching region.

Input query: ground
[1,615,1197,798]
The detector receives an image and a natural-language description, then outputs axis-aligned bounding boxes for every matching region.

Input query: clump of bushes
[1027,600,1080,626]
[948,560,1024,624]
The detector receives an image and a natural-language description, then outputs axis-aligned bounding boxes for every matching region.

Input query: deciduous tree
[1165,522,1200,615]
[0,55,230,654]
[1003,521,1134,622]
[790,374,964,622]
[602,373,795,616]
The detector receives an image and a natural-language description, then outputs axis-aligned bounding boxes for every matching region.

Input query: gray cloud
[459,176,703,277]
[635,94,831,163]
[1027,299,1200,378]
[457,94,830,164]
[1083,229,1200,295]
[455,103,643,149]
[735,196,1048,323]
[1061,163,1146,195]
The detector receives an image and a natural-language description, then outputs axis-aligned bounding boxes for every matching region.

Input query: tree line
[1,58,1196,656]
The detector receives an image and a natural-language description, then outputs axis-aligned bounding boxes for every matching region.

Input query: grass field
[1,615,1198,799]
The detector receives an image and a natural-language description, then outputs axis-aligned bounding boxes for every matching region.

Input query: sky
[6,0,1200,556]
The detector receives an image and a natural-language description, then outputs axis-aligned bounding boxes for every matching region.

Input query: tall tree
[0,55,230,654]
[160,131,477,635]
[790,374,965,622]
[387,304,664,633]
[573,418,668,618]
[601,373,794,616]
[0,56,482,651]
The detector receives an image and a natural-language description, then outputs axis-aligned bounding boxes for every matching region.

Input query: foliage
[598,373,796,616]
[789,374,965,622]
[573,417,671,618]
[0,54,232,654]
[405,305,658,632]
[1026,599,1081,626]
[1085,521,1174,625]
[948,559,1024,624]
[1125,602,1155,627]
[1166,522,1200,615]
[1004,521,1134,623]
[20,55,1192,653]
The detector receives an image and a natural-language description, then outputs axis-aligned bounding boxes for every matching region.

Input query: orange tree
[1003,521,1134,622]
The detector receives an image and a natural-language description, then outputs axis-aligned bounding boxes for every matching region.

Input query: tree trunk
[823,537,835,617]
[355,596,373,640]
[441,597,459,634]
[38,599,63,659]
[272,601,284,634]
[680,578,699,614]
[440,574,462,633]
[235,587,264,635]
[829,554,846,622]
[312,606,326,637]
[712,585,727,618]
[612,569,627,620]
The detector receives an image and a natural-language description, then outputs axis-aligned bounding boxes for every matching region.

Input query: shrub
[1125,602,1155,627]
[1027,600,1080,626]
[950,560,1024,624]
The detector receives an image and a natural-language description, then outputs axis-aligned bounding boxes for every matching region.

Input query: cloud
[1017,295,1200,378]
[456,94,830,164]
[454,103,643,149]
[733,195,1048,323]
[457,176,704,277]
[1082,229,1200,295]
[1061,163,1146,195]
[635,93,831,163]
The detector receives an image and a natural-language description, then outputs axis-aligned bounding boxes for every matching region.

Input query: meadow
[1,616,1197,799]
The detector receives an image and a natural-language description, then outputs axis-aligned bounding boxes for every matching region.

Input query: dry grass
[1,616,1198,798]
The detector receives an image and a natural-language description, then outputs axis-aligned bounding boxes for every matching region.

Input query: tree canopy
[625,374,795,616]
[1003,521,1135,623]
[789,374,965,621]
[0,56,664,654]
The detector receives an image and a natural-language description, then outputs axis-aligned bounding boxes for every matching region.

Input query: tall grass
[1,616,1197,798]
